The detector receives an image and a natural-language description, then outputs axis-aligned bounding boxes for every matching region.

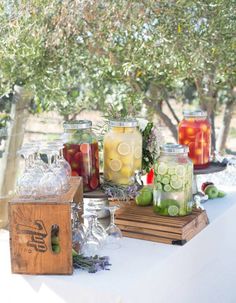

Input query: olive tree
[0,0,235,194]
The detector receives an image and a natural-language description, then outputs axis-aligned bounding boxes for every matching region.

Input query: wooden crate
[9,177,83,275]
[115,201,209,245]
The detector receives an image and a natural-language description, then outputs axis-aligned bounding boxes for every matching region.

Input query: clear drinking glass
[39,148,63,196]
[85,206,107,244]
[80,214,101,256]
[72,206,86,254]
[105,205,122,247]
[50,147,70,192]
[16,148,40,197]
[48,140,71,177]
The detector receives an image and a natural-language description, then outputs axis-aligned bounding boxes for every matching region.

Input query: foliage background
[0,0,235,149]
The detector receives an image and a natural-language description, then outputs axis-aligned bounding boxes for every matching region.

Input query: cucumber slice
[168,205,179,216]
[157,163,168,175]
[163,184,172,192]
[175,165,185,177]
[155,174,162,182]
[161,176,170,185]
[170,179,183,190]
[170,174,178,181]
[168,166,176,175]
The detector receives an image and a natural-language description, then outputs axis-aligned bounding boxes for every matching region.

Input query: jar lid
[109,119,138,127]
[63,120,92,130]
[160,143,189,154]
[183,109,207,118]
[83,190,108,199]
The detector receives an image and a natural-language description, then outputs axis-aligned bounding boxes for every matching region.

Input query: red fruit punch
[74,151,83,162]
[89,175,99,190]
[71,171,79,176]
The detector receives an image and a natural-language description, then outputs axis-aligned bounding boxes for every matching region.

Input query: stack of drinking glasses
[71,202,122,257]
[16,140,71,198]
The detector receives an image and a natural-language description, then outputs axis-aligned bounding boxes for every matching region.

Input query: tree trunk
[200,95,217,153]
[216,100,235,153]
[0,86,32,196]
[210,110,216,152]
[144,98,178,141]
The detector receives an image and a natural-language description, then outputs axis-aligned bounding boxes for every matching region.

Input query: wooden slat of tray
[114,202,209,245]
[122,231,176,245]
[116,219,182,234]
[118,224,183,239]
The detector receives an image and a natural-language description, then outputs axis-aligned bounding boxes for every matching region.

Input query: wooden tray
[115,202,209,245]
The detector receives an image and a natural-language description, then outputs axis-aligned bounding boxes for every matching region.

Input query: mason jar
[178,110,211,169]
[153,143,193,216]
[63,120,100,192]
[83,191,110,219]
[103,119,142,186]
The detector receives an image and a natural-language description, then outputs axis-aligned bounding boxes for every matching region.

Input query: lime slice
[117,142,131,156]
[170,179,183,190]
[163,184,172,192]
[155,174,162,182]
[161,176,170,185]
[157,163,168,175]
[170,174,178,182]
[134,146,142,159]
[175,165,185,177]
[155,182,162,191]
[168,205,179,216]
[109,159,122,172]
[168,166,176,175]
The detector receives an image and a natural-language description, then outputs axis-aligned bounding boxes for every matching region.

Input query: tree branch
[143,98,178,142]
[164,98,180,124]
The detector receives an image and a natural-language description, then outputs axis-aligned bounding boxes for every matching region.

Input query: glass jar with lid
[178,110,211,169]
[103,119,142,186]
[63,120,100,192]
[153,143,193,216]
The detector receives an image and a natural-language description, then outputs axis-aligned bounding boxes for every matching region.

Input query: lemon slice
[170,179,183,190]
[175,165,185,177]
[117,142,131,156]
[168,205,179,216]
[109,159,122,172]
[157,163,168,175]
[134,146,142,159]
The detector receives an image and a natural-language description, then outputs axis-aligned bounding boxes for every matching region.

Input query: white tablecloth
[1,187,236,303]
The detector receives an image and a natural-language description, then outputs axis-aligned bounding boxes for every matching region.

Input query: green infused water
[153,159,193,217]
